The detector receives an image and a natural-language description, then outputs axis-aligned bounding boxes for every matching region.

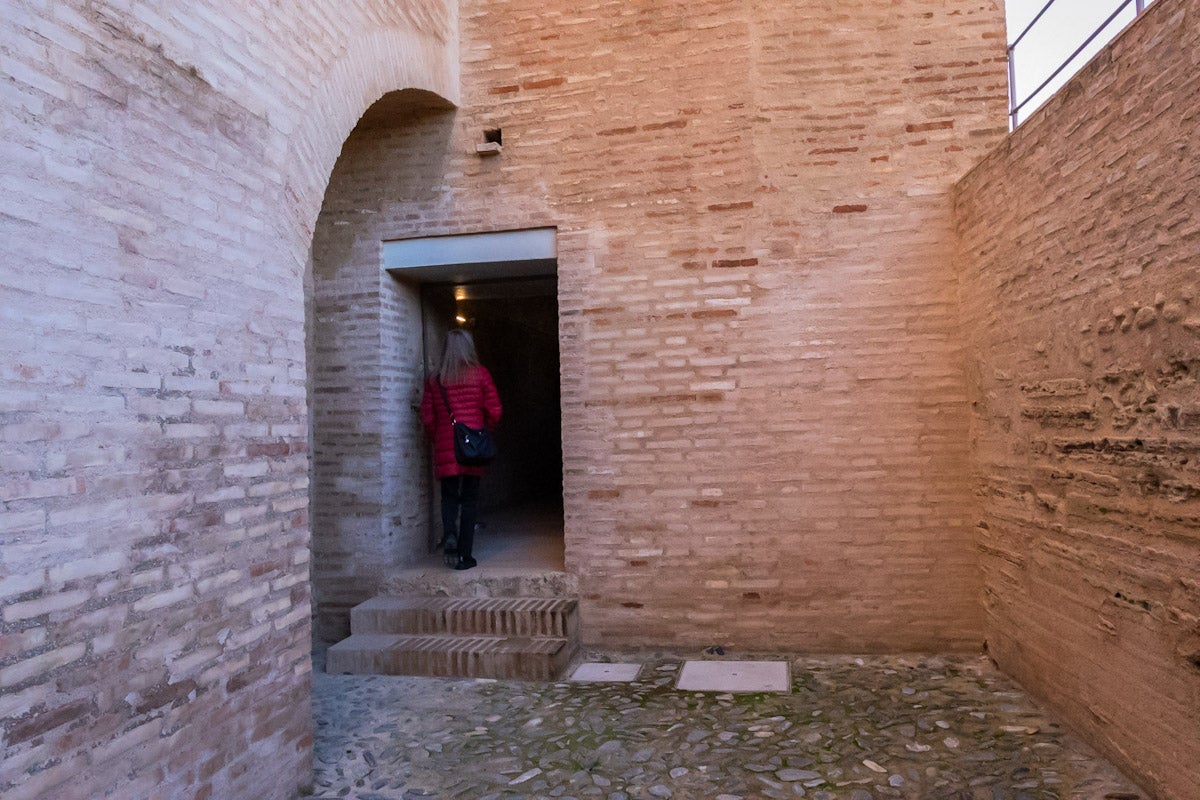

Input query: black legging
[440,475,480,559]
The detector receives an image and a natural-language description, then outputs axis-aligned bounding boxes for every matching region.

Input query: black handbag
[436,379,497,466]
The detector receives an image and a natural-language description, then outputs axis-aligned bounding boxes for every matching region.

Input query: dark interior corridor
[421,277,564,567]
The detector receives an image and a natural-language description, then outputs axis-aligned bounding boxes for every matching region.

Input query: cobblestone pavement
[308,652,1145,800]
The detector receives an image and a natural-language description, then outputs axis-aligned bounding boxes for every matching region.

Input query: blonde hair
[437,329,480,385]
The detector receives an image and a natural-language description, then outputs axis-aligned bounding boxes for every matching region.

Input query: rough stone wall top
[954,1,1200,798]
[0,2,455,799]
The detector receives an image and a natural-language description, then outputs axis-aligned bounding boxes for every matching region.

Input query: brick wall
[312,0,1009,649]
[8,0,1192,796]
[0,2,455,799]
[954,1,1200,798]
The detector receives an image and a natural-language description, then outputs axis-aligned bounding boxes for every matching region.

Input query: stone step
[351,596,579,640]
[381,567,578,599]
[325,633,576,681]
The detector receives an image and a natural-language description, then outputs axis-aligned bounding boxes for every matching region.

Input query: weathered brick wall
[0,3,455,799]
[313,0,1009,649]
[954,2,1200,798]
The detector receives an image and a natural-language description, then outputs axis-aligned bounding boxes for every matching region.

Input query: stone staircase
[325,595,580,681]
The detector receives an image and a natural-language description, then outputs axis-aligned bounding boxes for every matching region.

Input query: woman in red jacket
[420,330,502,570]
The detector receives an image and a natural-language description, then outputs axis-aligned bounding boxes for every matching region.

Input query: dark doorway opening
[421,276,564,569]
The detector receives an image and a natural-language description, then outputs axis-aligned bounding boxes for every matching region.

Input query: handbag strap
[435,375,492,431]
[435,378,458,424]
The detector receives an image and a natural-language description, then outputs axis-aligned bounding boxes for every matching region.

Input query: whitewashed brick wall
[0,2,456,798]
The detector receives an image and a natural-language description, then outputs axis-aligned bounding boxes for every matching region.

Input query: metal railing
[1008,0,1153,127]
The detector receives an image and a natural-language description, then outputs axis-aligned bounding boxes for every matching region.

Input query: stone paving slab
[676,660,791,693]
[307,651,1146,800]
[570,662,643,683]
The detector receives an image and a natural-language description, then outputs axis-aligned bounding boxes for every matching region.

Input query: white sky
[1005,0,1154,124]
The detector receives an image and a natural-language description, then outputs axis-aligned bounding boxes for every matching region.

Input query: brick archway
[280,27,460,257]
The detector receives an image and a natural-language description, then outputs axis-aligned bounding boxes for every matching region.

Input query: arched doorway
[308,94,570,643]
[394,232,566,569]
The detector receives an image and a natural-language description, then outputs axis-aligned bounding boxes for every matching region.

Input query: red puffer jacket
[420,365,503,479]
